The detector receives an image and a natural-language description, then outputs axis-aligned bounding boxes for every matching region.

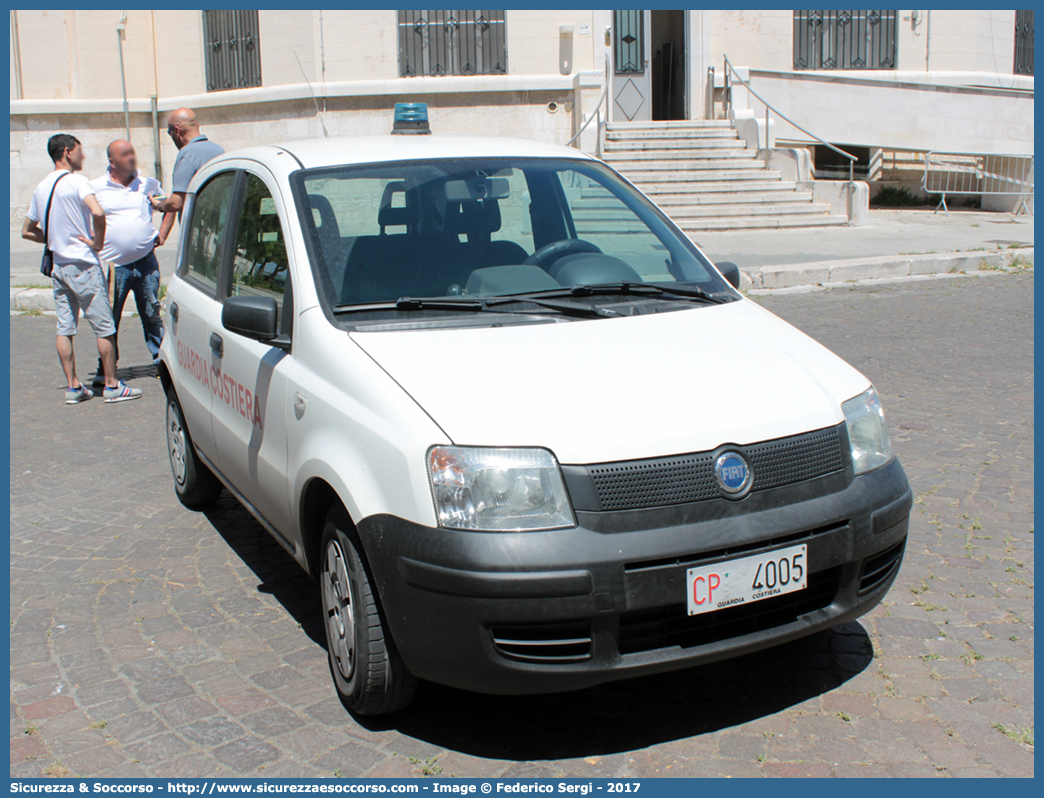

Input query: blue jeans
[100,250,165,368]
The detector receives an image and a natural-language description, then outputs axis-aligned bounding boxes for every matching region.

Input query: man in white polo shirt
[21,133,142,405]
[91,139,166,375]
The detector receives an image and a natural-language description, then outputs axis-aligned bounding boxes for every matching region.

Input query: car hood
[349,299,870,464]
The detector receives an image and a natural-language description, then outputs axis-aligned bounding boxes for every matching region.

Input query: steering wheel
[523,238,602,269]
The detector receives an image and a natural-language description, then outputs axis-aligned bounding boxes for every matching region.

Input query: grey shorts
[52,261,117,338]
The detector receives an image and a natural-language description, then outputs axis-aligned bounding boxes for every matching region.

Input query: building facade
[10,9,1034,222]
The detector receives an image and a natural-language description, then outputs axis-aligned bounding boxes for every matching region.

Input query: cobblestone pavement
[10,272,1033,779]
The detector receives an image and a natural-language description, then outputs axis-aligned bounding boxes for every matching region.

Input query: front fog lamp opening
[842,387,894,475]
[427,447,575,531]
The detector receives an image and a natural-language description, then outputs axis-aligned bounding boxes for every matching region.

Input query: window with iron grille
[794,10,897,70]
[202,10,262,92]
[1014,10,1034,75]
[398,10,506,76]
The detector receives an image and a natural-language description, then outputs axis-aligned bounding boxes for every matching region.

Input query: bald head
[165,107,201,150]
[107,139,132,160]
[106,139,138,184]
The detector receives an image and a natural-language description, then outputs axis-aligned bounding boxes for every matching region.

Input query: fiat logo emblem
[715,452,752,497]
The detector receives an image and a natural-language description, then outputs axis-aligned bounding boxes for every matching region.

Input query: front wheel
[165,388,223,508]
[320,504,417,715]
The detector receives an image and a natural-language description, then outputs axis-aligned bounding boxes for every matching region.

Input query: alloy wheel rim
[166,402,187,485]
[322,538,355,681]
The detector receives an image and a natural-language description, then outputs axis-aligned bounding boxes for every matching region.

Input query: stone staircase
[602,120,849,231]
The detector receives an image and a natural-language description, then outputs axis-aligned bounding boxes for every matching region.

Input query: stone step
[605,129,740,141]
[680,214,850,231]
[652,190,815,206]
[605,138,743,151]
[620,169,783,184]
[607,119,735,129]
[611,158,764,172]
[668,202,834,220]
[605,149,757,163]
[636,180,800,195]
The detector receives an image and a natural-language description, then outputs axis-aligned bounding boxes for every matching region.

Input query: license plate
[686,544,807,616]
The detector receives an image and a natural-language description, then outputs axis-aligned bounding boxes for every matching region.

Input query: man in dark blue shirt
[152,107,225,243]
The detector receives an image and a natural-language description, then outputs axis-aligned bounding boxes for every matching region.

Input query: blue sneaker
[65,384,92,405]
[103,380,142,403]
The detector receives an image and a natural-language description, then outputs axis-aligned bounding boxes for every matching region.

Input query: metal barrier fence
[922,152,1034,215]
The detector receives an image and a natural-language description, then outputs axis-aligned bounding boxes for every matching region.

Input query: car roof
[212,134,597,172]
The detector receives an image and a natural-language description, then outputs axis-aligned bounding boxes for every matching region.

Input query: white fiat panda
[160,105,911,716]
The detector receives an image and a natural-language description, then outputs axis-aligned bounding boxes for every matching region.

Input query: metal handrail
[567,54,611,149]
[723,54,858,183]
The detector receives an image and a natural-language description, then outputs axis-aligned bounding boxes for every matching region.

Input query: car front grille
[586,425,846,511]
[618,566,843,655]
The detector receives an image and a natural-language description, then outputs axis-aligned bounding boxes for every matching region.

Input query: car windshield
[292,157,731,310]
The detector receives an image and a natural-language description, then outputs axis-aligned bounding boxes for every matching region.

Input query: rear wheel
[165,388,223,508]
[320,503,417,715]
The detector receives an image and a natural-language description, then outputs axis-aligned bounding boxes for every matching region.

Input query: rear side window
[304,176,401,238]
[229,174,289,334]
[184,172,237,294]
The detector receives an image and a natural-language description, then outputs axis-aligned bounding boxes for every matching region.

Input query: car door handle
[169,302,179,321]
[294,392,307,419]
[210,333,223,357]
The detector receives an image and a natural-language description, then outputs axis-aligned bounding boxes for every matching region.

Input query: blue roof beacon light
[392,102,431,135]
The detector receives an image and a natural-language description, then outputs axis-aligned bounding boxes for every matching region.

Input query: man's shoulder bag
[39,171,70,278]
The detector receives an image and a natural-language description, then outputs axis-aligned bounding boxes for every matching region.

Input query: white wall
[706,10,793,72]
[507,10,596,76]
[153,11,206,97]
[9,87,585,223]
[9,10,604,102]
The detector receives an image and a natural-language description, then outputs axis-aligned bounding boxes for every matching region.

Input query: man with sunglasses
[152,107,224,244]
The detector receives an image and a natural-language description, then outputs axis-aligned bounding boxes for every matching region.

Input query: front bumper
[356,457,912,695]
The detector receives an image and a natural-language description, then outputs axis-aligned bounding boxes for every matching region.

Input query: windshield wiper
[568,282,731,304]
[495,282,731,306]
[482,295,620,318]
[332,295,617,319]
[332,297,484,314]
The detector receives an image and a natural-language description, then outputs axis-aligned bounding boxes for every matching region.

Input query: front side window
[293,158,727,310]
[184,171,237,294]
[230,174,289,333]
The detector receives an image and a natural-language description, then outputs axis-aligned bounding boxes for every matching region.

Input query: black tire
[319,503,417,716]
[165,388,223,509]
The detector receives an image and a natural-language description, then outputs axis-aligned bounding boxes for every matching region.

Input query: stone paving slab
[9,273,1034,778]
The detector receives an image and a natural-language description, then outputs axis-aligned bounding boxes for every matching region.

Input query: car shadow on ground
[204,496,874,761]
[204,495,326,649]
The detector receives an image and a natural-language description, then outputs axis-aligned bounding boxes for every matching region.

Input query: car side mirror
[222,295,289,349]
[716,261,741,289]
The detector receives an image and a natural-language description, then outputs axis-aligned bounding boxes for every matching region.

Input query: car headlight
[842,386,893,475]
[427,446,575,531]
